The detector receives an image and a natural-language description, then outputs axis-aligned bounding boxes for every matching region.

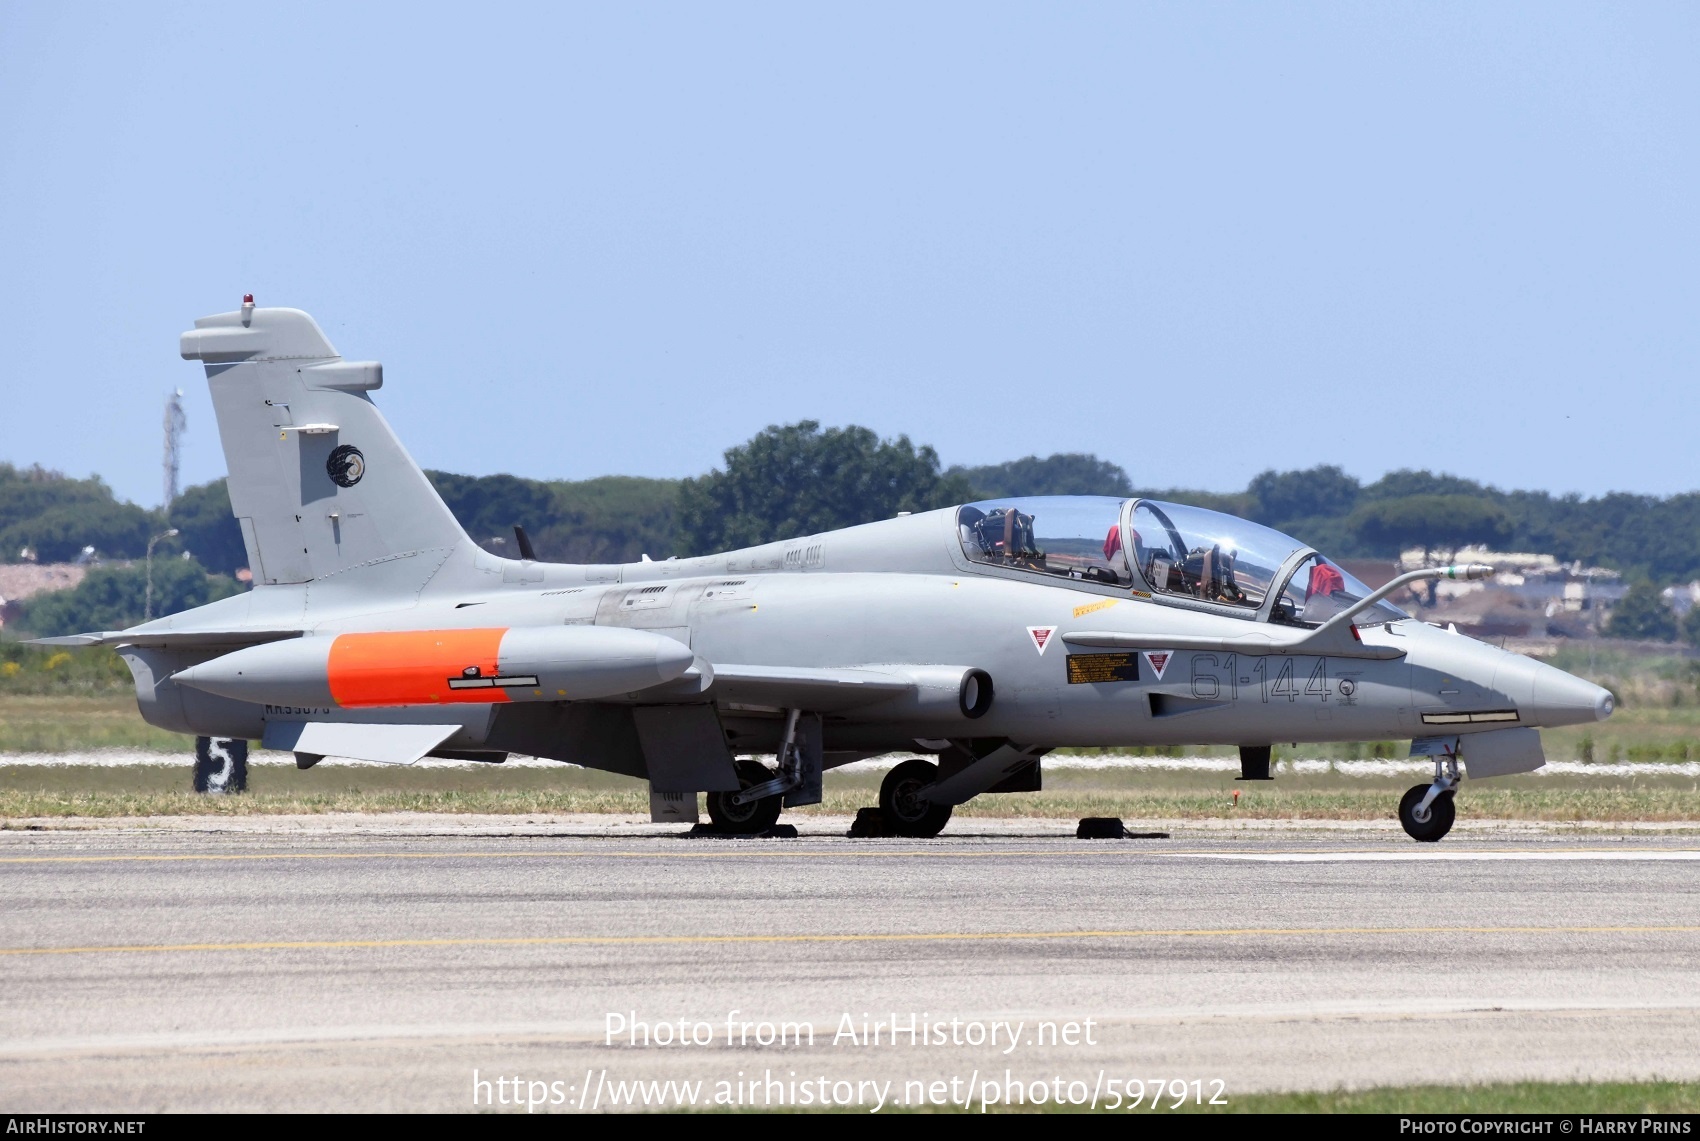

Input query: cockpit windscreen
[958,497,1132,586]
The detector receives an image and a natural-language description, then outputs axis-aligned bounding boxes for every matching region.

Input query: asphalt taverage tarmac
[3,819,1699,1112]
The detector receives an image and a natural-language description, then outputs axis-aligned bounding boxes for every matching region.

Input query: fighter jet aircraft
[36,301,1615,841]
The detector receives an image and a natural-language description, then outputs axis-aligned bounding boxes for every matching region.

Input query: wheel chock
[686,823,799,839]
[1075,817,1171,840]
[848,807,893,837]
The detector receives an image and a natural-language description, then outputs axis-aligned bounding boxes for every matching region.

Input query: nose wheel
[1398,751,1461,842]
[1398,783,1456,842]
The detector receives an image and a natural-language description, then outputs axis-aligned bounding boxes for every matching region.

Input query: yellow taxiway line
[1,848,1100,864]
[4,847,1698,866]
[4,924,1698,958]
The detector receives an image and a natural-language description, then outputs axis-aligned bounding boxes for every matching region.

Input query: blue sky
[2,2,1695,507]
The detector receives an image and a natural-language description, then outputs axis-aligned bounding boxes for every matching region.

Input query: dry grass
[4,762,1698,823]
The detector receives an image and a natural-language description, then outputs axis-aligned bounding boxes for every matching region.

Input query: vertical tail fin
[181,304,472,586]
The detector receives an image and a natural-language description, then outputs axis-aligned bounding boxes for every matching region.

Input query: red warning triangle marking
[1142,650,1172,680]
[1027,626,1057,655]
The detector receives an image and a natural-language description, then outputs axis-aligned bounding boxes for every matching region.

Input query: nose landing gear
[1398,755,1460,842]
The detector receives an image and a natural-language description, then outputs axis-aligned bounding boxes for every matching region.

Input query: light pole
[144,528,179,622]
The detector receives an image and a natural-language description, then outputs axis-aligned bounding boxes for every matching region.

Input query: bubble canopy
[956,496,1132,586]
[1129,500,1301,609]
[955,496,1405,625]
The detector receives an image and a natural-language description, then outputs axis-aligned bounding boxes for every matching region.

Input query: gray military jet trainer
[38,302,1614,841]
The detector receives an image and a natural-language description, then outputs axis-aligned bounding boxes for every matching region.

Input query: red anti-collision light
[243,294,254,304]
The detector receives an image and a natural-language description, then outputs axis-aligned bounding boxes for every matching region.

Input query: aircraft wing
[707,664,917,711]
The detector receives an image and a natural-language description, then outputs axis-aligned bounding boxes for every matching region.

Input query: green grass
[4,762,1698,822]
[1202,1080,1700,1114]
[1543,706,1700,763]
[719,1079,1700,1113]
[0,642,133,695]
[0,694,186,752]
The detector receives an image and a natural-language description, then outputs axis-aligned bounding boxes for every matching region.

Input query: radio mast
[163,389,186,519]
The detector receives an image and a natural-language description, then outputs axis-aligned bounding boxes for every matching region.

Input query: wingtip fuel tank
[172,626,696,709]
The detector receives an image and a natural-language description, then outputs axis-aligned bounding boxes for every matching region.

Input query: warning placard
[1066,652,1140,684]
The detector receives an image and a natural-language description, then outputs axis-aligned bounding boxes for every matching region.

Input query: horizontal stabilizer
[261,721,458,765]
[25,632,126,647]
[28,629,303,651]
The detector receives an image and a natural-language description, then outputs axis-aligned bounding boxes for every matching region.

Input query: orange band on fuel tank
[327,628,509,707]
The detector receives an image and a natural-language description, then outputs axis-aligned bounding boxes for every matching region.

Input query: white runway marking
[1170,849,1700,862]
[8,1000,1700,1059]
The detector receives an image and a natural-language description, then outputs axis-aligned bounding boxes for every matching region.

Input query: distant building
[1393,546,1627,639]
[0,563,88,629]
[1337,559,1400,593]
[1661,582,1700,618]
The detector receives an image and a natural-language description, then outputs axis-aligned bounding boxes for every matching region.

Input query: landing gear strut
[1398,754,1459,842]
[706,710,822,835]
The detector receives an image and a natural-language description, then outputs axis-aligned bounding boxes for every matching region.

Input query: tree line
[6,430,1700,638]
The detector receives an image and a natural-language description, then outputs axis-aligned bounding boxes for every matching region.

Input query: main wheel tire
[879,759,953,838]
[1398,784,1456,842]
[706,759,784,835]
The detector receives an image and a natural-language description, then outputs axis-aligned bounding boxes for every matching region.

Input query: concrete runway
[3,818,1700,1112]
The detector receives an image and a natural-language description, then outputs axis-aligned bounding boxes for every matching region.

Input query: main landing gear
[1399,754,1460,842]
[878,759,954,838]
[704,709,822,835]
[706,759,785,834]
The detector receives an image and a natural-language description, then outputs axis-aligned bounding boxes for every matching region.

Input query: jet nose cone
[1529,664,1615,726]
